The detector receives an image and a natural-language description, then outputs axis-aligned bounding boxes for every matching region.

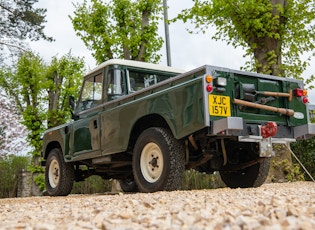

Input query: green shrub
[291,138,315,181]
[269,158,304,183]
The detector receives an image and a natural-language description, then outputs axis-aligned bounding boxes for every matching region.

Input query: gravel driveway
[0,182,314,230]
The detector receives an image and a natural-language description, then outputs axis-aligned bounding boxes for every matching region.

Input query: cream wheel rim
[140,143,163,183]
[48,158,60,188]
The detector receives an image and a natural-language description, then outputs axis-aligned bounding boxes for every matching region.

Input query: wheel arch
[42,141,63,164]
[128,114,172,152]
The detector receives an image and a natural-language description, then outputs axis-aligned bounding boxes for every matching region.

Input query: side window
[107,69,125,97]
[77,73,103,112]
[128,70,172,92]
[144,75,157,87]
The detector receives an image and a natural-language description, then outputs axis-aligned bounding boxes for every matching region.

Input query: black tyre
[119,179,139,192]
[132,127,185,193]
[219,142,270,188]
[45,148,74,196]
[220,158,270,188]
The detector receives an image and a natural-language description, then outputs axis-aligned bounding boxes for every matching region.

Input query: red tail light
[294,88,308,104]
[302,97,309,104]
[206,85,213,92]
[294,88,307,97]
[205,75,214,93]
[261,122,277,138]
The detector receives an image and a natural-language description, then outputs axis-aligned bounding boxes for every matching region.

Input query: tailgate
[205,66,309,127]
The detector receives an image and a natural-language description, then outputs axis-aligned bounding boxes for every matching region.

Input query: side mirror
[69,96,75,111]
[69,96,79,120]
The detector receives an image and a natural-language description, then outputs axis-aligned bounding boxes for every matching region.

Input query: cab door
[100,68,127,154]
[70,72,104,160]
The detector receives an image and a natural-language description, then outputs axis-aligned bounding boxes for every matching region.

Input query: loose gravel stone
[0,182,314,229]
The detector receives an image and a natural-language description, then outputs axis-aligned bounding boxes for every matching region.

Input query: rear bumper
[212,117,315,140]
[210,117,315,157]
[238,135,296,157]
[294,123,315,139]
[212,117,244,135]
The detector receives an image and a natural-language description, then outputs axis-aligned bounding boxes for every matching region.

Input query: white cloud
[29,0,96,69]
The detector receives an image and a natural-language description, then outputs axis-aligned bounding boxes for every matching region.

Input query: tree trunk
[48,71,61,111]
[48,71,62,127]
[251,0,287,76]
[136,10,150,62]
[252,37,282,76]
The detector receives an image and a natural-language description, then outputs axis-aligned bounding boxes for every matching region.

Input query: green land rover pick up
[41,59,315,196]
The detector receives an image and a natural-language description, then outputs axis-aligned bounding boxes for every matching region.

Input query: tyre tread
[133,127,185,192]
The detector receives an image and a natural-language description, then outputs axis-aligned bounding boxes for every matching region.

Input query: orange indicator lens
[206,75,213,83]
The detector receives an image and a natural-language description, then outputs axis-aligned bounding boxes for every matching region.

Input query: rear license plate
[209,95,231,117]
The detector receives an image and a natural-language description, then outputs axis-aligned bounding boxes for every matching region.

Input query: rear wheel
[132,127,185,193]
[219,142,270,188]
[45,148,74,196]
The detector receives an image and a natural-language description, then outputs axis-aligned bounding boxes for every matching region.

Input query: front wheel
[45,148,74,196]
[132,127,185,193]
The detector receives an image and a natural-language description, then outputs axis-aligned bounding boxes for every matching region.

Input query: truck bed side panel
[100,77,206,155]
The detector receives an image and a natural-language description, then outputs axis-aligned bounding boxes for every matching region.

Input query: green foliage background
[71,0,163,64]
[0,51,86,192]
[176,0,315,85]
[291,138,315,181]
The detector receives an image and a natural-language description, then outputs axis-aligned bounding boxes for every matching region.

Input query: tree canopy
[0,0,53,54]
[0,51,85,158]
[70,0,163,64]
[45,53,85,128]
[176,0,315,84]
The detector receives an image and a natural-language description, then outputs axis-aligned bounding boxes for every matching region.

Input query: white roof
[85,59,185,77]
